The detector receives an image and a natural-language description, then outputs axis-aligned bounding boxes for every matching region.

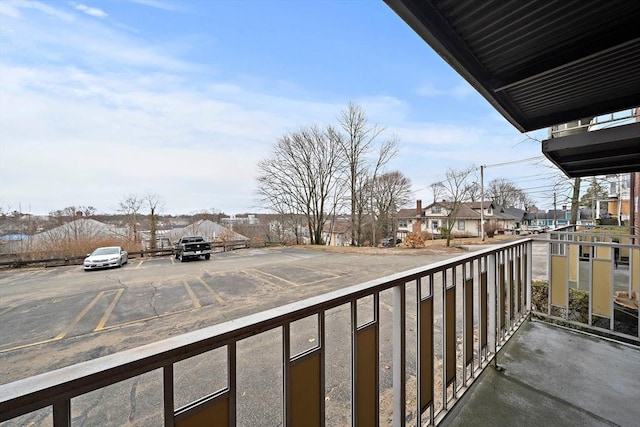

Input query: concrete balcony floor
[441,320,640,427]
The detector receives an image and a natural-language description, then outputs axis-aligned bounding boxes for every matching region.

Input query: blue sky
[0,0,558,216]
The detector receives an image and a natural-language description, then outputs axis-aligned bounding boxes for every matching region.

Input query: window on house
[431,221,438,230]
[432,205,441,213]
[457,220,465,230]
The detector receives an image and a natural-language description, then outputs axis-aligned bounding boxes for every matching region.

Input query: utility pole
[480,165,485,241]
[553,192,557,229]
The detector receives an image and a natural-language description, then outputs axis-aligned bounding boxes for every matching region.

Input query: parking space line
[136,260,144,269]
[0,305,15,317]
[244,269,285,290]
[99,307,193,331]
[250,269,300,287]
[0,336,62,354]
[54,291,106,340]
[94,288,124,332]
[301,277,336,286]
[294,265,341,278]
[196,277,225,304]
[183,280,201,309]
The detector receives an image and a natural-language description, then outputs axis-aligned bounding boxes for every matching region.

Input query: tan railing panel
[290,351,321,427]
[569,244,578,282]
[595,245,611,260]
[419,298,433,410]
[356,324,377,426]
[464,278,473,365]
[480,271,487,349]
[445,286,456,386]
[175,393,229,427]
[632,248,640,292]
[551,255,568,307]
[619,237,630,260]
[592,259,612,317]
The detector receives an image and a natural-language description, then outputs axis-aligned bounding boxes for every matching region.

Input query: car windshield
[92,247,119,256]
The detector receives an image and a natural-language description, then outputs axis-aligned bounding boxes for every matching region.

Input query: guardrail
[0,240,275,269]
[537,230,639,343]
[0,239,532,426]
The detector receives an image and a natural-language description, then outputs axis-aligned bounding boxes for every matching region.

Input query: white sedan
[83,246,128,271]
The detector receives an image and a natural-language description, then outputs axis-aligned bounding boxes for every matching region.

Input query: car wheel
[205,254,211,260]
[179,253,185,262]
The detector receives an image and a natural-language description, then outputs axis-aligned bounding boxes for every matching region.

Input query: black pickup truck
[173,236,212,262]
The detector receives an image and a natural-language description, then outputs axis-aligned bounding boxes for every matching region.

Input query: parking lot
[0,246,470,383]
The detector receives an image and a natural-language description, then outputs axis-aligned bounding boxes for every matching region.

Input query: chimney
[416,199,422,215]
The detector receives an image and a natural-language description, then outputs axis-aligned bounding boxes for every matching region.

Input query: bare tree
[464,182,481,202]
[438,167,475,247]
[146,193,162,250]
[256,125,345,245]
[338,103,398,246]
[118,194,143,243]
[487,178,532,208]
[368,171,412,246]
[430,182,444,204]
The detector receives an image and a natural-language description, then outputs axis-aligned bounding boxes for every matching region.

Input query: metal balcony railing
[0,240,533,426]
[539,228,640,343]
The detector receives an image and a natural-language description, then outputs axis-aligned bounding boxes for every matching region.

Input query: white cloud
[0,2,21,18]
[0,2,544,215]
[69,2,107,18]
[416,80,475,98]
[4,0,74,21]
[126,0,183,12]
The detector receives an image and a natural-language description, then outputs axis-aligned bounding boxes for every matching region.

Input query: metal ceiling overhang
[385,0,640,177]
[543,123,640,177]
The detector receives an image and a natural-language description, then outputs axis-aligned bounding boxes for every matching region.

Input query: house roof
[396,208,419,219]
[385,0,640,177]
[467,201,494,210]
[500,207,526,221]
[37,218,128,240]
[422,201,481,220]
[322,219,351,234]
[165,220,249,242]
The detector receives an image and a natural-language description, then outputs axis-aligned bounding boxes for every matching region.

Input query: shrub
[484,223,498,238]
[531,281,549,312]
[531,280,589,324]
[405,232,426,248]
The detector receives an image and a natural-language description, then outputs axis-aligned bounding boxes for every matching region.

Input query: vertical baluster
[53,398,70,427]
[393,284,406,427]
[163,364,174,427]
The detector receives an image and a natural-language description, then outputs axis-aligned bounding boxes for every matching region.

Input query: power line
[484,156,545,168]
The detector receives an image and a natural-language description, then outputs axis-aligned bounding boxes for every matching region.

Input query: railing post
[163,365,174,427]
[53,398,70,427]
[488,252,497,357]
[526,241,533,312]
[392,284,406,427]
